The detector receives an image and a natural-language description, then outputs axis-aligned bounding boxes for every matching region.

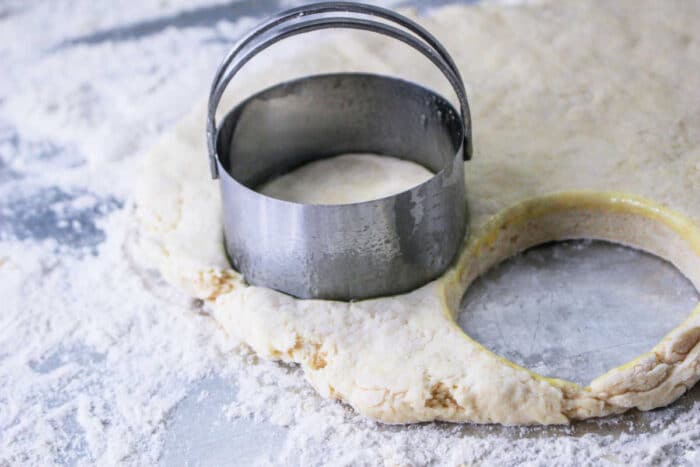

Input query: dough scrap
[134,0,700,424]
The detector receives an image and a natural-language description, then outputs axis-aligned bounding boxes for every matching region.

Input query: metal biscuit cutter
[207,2,472,301]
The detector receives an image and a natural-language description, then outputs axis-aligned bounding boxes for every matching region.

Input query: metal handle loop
[206,2,472,179]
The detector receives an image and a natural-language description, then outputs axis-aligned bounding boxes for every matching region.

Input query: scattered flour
[1,0,698,465]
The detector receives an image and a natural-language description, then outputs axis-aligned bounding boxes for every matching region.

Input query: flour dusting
[1,0,699,465]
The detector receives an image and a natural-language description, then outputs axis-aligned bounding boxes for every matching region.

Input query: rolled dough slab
[135,0,700,424]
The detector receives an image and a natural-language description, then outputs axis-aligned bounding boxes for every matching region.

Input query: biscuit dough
[258,153,433,205]
[135,0,700,424]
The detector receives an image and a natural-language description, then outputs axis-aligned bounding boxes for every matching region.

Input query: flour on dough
[258,153,433,205]
[135,0,700,424]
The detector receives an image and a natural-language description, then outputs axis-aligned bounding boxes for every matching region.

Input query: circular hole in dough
[457,239,699,386]
[440,193,700,401]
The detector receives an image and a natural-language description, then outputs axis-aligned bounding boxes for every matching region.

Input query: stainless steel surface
[207,3,472,300]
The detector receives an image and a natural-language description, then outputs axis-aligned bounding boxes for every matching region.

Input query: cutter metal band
[207,2,472,300]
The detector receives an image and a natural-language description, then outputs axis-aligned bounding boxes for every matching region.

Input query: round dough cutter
[206,2,472,300]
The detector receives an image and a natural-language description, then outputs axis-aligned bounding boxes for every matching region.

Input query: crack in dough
[134,0,700,424]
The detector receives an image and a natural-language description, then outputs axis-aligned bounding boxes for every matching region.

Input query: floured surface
[2,0,700,464]
[136,0,700,426]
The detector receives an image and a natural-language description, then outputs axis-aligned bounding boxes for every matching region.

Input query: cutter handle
[207,1,472,179]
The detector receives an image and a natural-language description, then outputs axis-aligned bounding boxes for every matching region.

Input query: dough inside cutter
[257,153,433,205]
